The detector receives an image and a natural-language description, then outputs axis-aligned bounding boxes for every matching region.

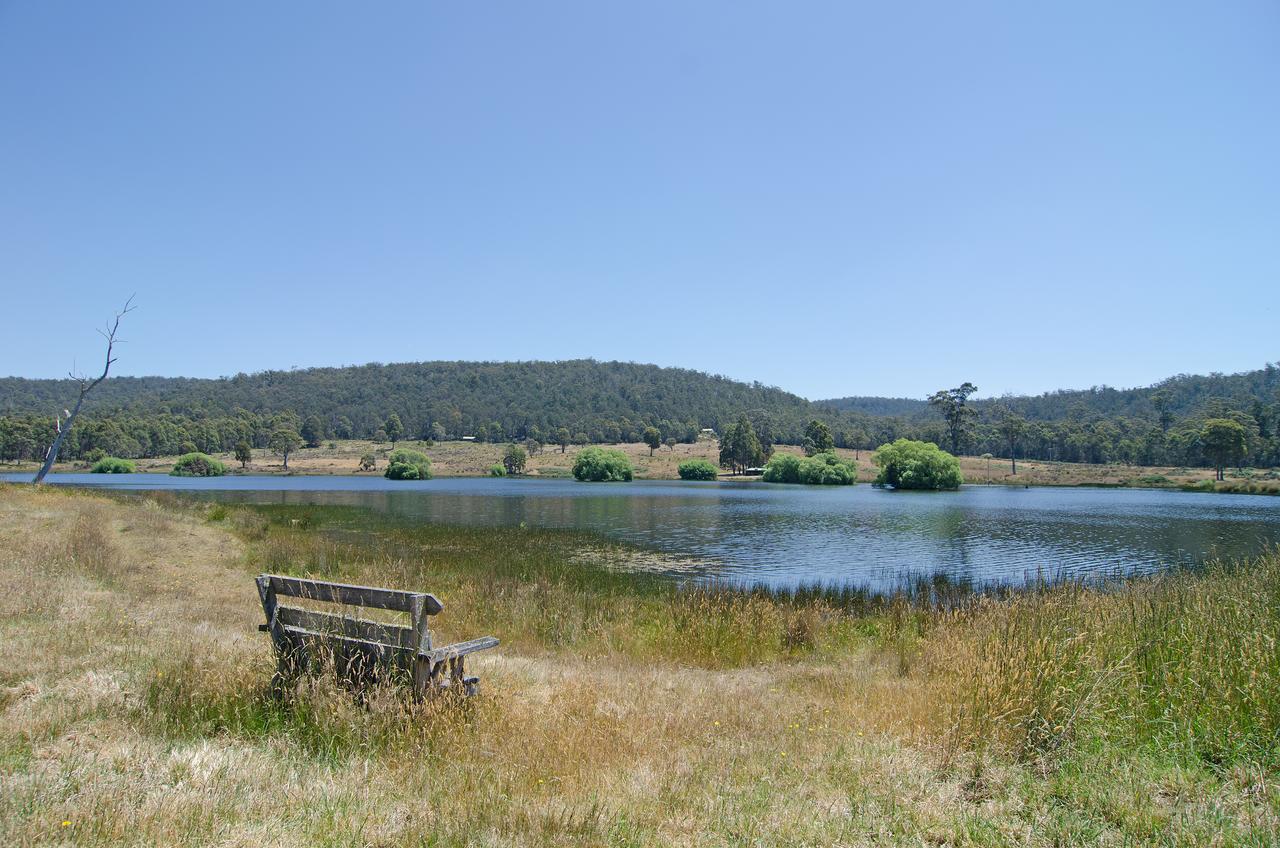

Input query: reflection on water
[9,474,1280,590]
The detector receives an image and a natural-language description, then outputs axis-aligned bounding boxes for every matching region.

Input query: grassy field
[8,438,1279,494]
[2,484,1278,845]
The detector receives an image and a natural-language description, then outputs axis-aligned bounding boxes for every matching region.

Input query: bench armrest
[423,636,499,662]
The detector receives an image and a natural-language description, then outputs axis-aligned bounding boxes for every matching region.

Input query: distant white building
[461,435,476,442]
[698,428,717,440]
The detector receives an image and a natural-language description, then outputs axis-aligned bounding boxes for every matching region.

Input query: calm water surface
[8,473,1280,589]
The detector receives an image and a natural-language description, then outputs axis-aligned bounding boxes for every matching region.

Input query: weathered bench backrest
[257,574,442,674]
[257,574,497,697]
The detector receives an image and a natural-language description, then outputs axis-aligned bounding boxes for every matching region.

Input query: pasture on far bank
[5,438,1278,494]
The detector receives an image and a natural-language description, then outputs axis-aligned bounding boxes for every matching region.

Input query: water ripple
[8,474,1280,590]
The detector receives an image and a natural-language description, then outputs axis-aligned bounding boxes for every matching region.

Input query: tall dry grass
[225,503,1280,766]
[917,559,1280,768]
[3,485,1279,845]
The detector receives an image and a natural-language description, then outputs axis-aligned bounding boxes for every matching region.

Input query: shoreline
[4,469,1278,496]
[3,438,1277,495]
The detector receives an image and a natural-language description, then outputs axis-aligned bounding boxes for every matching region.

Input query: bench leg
[450,657,481,696]
[412,656,482,699]
[411,657,448,700]
[413,655,433,701]
[449,656,463,688]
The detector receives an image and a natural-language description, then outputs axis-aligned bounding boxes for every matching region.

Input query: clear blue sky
[2,1,1277,400]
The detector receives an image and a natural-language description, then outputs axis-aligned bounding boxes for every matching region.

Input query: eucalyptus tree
[301,415,325,448]
[1150,390,1174,433]
[928,382,978,455]
[995,405,1027,474]
[643,426,661,456]
[718,415,765,475]
[503,443,527,475]
[1201,418,1247,481]
[848,425,870,460]
[269,427,303,470]
[384,413,404,445]
[803,419,834,456]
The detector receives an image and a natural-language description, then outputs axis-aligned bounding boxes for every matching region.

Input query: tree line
[916,381,1280,472]
[2,360,1279,472]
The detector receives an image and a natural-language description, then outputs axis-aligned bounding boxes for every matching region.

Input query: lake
[9,473,1280,590]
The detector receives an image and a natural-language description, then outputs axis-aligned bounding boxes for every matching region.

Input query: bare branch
[33,296,137,483]
[78,295,136,399]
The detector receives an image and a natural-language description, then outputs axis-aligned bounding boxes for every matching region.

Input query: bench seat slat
[276,605,415,650]
[268,575,443,615]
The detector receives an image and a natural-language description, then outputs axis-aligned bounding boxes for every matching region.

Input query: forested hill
[819,363,1280,423]
[0,359,815,443]
[815,396,928,418]
[2,359,1279,469]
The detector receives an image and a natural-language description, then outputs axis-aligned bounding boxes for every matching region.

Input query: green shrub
[872,439,962,490]
[384,448,432,481]
[90,456,136,474]
[677,459,719,481]
[489,464,507,477]
[762,454,803,483]
[762,451,856,485]
[800,452,857,485]
[503,444,527,475]
[572,447,634,482]
[170,453,227,477]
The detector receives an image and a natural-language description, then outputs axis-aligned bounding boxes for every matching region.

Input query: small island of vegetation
[677,459,719,480]
[169,452,227,477]
[873,439,963,490]
[761,451,857,485]
[384,448,432,480]
[572,447,634,481]
[90,456,135,474]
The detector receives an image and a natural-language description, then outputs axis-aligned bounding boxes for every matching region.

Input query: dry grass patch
[1,485,1278,845]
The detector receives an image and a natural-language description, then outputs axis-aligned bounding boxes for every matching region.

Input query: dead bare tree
[32,297,136,483]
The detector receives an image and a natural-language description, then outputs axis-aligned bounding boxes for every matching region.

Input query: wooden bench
[255,574,498,697]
